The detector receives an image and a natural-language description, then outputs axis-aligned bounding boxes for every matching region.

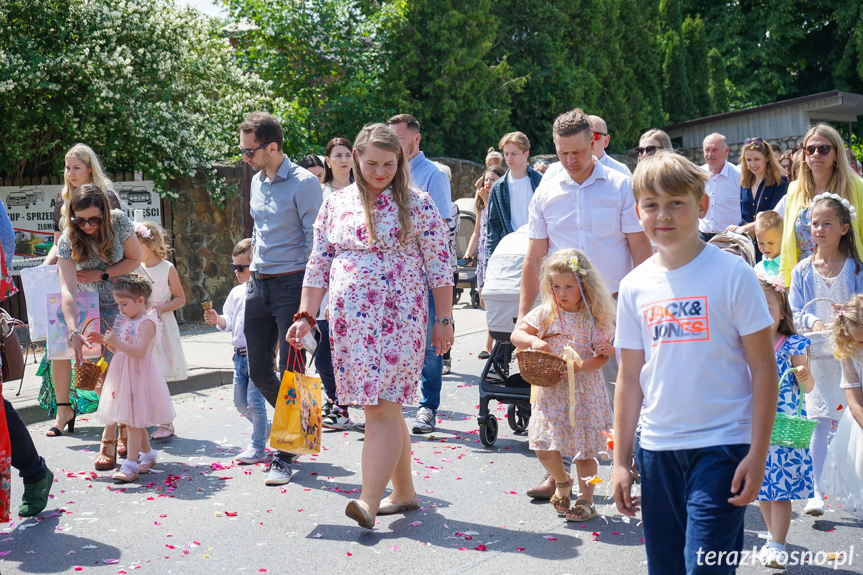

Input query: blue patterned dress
[758,334,815,501]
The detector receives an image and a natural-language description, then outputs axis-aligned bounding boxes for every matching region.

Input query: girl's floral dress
[523,304,614,459]
[757,334,814,501]
[304,185,452,405]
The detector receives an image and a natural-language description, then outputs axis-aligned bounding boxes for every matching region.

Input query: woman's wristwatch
[435,317,453,327]
[101,271,110,281]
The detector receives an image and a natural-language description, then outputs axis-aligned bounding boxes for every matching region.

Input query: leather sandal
[94,439,118,472]
[150,423,175,440]
[565,499,598,522]
[549,474,573,515]
[46,403,76,437]
[117,425,128,458]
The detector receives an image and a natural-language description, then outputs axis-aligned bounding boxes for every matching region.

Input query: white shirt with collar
[699,160,742,234]
[217,283,248,349]
[528,161,643,293]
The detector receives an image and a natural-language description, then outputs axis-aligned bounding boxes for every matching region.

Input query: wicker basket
[799,298,837,360]
[73,317,109,392]
[770,367,819,449]
[515,349,566,388]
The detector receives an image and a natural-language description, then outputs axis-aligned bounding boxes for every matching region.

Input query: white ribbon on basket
[562,345,584,427]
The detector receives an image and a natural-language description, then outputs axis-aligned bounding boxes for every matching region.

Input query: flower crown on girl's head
[133,221,152,239]
[568,256,587,276]
[812,192,857,221]
[757,271,786,294]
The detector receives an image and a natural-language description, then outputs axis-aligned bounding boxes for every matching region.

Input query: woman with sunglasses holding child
[778,123,863,287]
[56,184,142,470]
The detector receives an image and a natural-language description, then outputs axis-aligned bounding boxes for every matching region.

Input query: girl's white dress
[820,353,863,519]
[96,310,176,428]
[142,260,188,381]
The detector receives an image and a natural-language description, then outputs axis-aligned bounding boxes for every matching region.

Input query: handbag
[0,308,24,382]
[270,348,322,455]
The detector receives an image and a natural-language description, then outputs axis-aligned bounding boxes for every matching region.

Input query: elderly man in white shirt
[543,115,632,180]
[700,133,742,240]
[518,108,652,500]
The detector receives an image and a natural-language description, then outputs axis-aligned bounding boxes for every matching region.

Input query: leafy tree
[658,0,694,122]
[618,0,666,133]
[222,0,403,157]
[0,0,266,204]
[707,48,728,114]
[682,15,711,117]
[385,0,513,160]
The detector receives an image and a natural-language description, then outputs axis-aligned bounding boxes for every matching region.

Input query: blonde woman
[287,123,453,528]
[779,123,863,286]
[42,145,124,445]
[634,129,673,162]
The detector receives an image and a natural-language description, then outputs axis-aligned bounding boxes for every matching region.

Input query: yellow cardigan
[780,177,863,286]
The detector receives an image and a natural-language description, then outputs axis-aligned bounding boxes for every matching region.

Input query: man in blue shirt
[239,112,323,485]
[388,114,452,434]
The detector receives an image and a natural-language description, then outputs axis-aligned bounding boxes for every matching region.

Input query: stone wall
[168,164,247,324]
[430,157,485,201]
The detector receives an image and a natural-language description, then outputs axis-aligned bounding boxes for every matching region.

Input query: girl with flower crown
[789,192,863,517]
[510,248,616,523]
[754,273,815,569]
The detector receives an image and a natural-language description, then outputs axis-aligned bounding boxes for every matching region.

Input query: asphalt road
[2,321,861,574]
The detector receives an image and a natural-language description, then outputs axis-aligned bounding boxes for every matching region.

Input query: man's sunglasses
[591,131,608,141]
[634,146,658,157]
[805,144,833,156]
[237,143,272,158]
[71,216,103,227]
[230,263,249,273]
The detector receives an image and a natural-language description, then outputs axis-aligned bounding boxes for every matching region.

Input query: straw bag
[73,317,109,392]
[770,367,819,449]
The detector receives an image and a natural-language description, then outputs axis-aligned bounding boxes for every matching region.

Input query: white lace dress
[820,353,863,519]
[142,260,188,381]
[805,263,849,419]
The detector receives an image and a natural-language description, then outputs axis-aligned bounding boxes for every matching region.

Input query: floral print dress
[523,304,614,459]
[304,185,452,405]
[794,206,817,260]
[758,334,814,501]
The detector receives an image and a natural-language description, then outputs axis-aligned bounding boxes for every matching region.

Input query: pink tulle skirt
[96,353,176,428]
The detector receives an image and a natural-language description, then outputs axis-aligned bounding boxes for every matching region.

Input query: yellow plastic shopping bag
[270,370,323,455]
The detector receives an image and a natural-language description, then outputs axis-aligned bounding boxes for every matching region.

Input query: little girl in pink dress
[91,273,176,482]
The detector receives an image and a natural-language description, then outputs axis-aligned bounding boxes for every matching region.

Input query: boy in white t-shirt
[611,151,778,574]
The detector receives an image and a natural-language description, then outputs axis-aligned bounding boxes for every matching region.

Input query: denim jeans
[418,290,442,413]
[637,444,750,574]
[232,353,269,453]
[315,320,339,405]
[5,399,47,484]
[245,273,305,463]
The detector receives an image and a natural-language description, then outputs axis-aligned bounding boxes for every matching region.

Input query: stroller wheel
[507,404,529,433]
[480,414,498,446]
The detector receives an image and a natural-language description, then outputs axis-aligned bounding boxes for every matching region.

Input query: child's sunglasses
[230,264,249,273]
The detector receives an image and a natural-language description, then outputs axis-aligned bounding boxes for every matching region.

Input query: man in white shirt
[700,133,742,240]
[519,108,652,499]
[543,115,632,180]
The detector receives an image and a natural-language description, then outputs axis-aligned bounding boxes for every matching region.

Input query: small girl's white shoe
[804,494,825,516]
[138,450,158,474]
[112,461,139,483]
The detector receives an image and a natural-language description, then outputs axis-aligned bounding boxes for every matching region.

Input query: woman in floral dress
[287,123,453,529]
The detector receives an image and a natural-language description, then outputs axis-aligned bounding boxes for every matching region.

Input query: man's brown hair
[239,112,283,149]
[387,114,421,133]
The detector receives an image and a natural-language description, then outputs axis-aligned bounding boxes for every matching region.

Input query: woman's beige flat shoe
[345,500,375,528]
[377,494,420,515]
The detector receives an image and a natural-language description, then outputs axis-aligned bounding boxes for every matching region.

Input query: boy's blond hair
[754,210,783,235]
[232,238,253,258]
[632,150,707,203]
[498,131,531,152]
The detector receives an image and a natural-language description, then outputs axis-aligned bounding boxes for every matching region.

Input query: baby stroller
[476,226,537,446]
